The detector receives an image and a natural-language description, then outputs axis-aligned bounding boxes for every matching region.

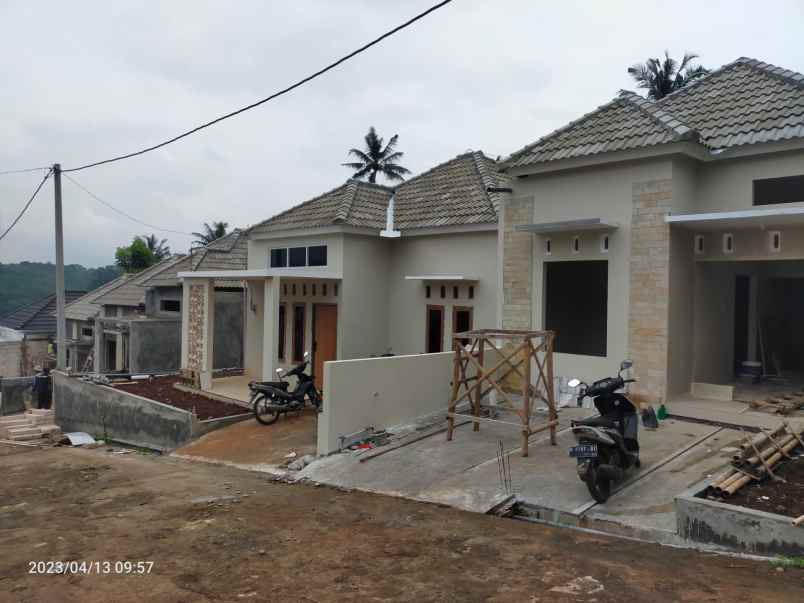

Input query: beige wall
[0,341,22,377]
[248,232,344,275]
[317,352,453,455]
[386,231,498,355]
[511,159,672,384]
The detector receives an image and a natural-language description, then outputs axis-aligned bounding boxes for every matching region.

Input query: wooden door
[313,304,338,391]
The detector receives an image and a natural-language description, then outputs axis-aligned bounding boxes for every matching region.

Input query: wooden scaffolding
[446,329,557,457]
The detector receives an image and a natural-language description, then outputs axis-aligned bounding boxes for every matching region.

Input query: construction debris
[708,421,804,497]
[749,391,804,415]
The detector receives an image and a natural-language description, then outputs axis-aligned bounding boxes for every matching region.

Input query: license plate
[569,444,598,458]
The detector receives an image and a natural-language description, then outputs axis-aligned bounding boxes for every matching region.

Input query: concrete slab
[667,396,804,431]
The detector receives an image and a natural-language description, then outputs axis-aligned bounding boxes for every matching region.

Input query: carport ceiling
[666,206,804,230]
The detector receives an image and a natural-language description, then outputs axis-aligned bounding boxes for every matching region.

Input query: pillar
[261,278,279,381]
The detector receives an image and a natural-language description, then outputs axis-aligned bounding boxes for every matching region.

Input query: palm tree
[143,234,170,260]
[628,52,710,100]
[192,221,229,246]
[342,127,411,184]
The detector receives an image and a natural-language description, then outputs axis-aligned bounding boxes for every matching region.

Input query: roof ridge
[653,56,758,105]
[501,98,623,168]
[394,150,483,192]
[618,90,699,142]
[469,151,503,217]
[245,182,353,234]
[334,180,359,223]
[735,56,804,90]
[133,254,187,286]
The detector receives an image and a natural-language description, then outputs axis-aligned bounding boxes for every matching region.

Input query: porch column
[261,278,279,380]
[92,318,101,372]
[184,278,216,389]
[180,280,190,369]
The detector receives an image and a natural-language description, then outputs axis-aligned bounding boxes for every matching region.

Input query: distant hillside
[0,262,121,316]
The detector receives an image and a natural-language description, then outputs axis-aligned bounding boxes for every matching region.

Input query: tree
[342,127,411,184]
[143,234,170,260]
[115,236,156,273]
[628,51,710,100]
[192,221,229,246]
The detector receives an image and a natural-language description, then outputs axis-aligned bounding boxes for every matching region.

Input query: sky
[1,0,803,268]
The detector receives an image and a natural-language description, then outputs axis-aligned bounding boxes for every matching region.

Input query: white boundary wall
[318,352,453,455]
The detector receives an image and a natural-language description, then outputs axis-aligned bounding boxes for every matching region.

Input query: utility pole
[53,163,66,370]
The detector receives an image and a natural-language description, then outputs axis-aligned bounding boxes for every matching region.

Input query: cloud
[1,0,803,267]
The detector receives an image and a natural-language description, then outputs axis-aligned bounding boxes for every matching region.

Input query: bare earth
[0,446,802,602]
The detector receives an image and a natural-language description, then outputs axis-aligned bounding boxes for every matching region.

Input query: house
[0,290,85,376]
[499,57,804,405]
[178,151,507,394]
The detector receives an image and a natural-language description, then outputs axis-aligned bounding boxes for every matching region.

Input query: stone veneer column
[502,197,534,329]
[186,283,206,374]
[628,179,672,405]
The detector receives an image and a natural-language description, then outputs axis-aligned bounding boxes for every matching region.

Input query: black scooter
[568,360,640,503]
[249,352,322,425]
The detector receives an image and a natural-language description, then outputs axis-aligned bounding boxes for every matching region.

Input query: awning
[514,217,618,234]
[666,206,804,230]
[404,275,479,282]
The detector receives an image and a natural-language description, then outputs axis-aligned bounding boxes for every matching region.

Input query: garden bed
[723,454,804,518]
[113,376,245,420]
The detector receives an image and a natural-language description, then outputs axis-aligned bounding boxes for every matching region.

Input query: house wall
[508,158,673,386]
[129,319,181,373]
[213,290,244,370]
[0,341,22,378]
[247,232,344,275]
[386,231,498,355]
[146,286,183,318]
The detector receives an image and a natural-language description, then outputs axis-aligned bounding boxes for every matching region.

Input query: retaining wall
[317,352,453,455]
[676,484,804,555]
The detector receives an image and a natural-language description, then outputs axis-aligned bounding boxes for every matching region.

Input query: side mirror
[304,351,311,360]
[620,359,633,371]
[276,368,284,375]
[567,378,581,388]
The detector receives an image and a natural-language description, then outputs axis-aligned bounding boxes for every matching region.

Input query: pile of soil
[725,454,804,517]
[114,376,247,420]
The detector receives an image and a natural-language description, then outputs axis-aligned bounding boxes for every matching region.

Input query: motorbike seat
[249,381,289,393]
[573,415,618,429]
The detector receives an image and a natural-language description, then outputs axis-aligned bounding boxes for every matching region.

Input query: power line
[63,0,453,173]
[63,173,194,236]
[0,169,53,242]
[0,166,51,176]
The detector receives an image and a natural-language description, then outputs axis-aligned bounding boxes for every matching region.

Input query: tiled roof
[93,258,181,307]
[248,151,504,235]
[0,291,85,335]
[189,229,248,271]
[135,254,190,288]
[505,57,804,168]
[64,274,131,321]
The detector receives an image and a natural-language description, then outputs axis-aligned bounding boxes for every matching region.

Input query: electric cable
[0,169,53,242]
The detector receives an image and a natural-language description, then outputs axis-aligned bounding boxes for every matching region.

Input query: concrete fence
[0,377,34,415]
[317,352,453,455]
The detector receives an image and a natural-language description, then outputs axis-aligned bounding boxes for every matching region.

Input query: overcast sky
[2,0,803,268]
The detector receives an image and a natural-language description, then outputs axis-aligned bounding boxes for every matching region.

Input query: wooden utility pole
[53,163,66,370]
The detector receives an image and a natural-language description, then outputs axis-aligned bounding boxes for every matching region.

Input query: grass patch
[772,556,804,569]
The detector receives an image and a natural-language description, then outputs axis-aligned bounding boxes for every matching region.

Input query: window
[453,286,459,299]
[160,299,181,312]
[600,234,609,254]
[440,285,446,299]
[426,305,444,353]
[425,285,431,298]
[302,284,307,296]
[270,248,288,268]
[292,283,297,296]
[695,235,705,255]
[278,304,287,360]
[753,174,804,206]
[572,236,581,254]
[81,327,93,338]
[292,304,305,362]
[453,307,473,347]
[289,247,307,267]
[283,283,288,295]
[545,238,552,256]
[308,245,327,267]
[723,233,734,254]
[545,261,607,356]
[334,284,338,296]
[468,286,474,300]
[312,284,317,296]
[769,230,782,253]
[323,283,328,296]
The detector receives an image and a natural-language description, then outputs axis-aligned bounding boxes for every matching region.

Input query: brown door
[313,304,338,391]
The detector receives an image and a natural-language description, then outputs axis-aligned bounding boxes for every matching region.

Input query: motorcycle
[567,360,640,503]
[249,352,322,425]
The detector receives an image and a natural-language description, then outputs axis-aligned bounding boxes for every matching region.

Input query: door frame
[312,303,338,389]
[425,304,445,353]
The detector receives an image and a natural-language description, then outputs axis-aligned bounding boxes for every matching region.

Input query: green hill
[0,262,121,316]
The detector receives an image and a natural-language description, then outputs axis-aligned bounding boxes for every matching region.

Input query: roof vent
[380,194,401,238]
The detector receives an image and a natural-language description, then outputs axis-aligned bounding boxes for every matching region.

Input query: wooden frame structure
[446,329,557,457]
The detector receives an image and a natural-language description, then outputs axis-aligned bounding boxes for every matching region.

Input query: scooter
[567,360,640,503]
[249,352,322,425]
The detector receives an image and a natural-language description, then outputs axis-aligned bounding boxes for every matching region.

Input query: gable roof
[0,290,85,335]
[189,229,248,271]
[248,151,506,236]
[505,57,804,169]
[64,274,131,321]
[135,253,191,289]
[92,257,183,308]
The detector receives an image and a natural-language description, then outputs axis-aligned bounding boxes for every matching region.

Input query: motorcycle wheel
[254,395,280,425]
[584,448,619,504]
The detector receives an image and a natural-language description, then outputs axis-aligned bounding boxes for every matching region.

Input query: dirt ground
[726,454,804,517]
[113,377,246,420]
[0,446,802,603]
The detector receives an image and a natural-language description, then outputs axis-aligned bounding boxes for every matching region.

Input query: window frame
[270,248,288,268]
[269,244,328,269]
[452,305,473,346]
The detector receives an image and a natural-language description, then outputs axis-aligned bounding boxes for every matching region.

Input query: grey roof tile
[93,258,181,307]
[1,291,85,334]
[64,275,130,321]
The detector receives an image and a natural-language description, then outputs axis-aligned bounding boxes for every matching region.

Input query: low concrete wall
[676,484,804,555]
[317,352,453,455]
[0,377,33,415]
[54,372,194,450]
[130,319,181,373]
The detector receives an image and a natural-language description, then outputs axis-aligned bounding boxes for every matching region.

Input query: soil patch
[114,376,246,420]
[722,452,804,517]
